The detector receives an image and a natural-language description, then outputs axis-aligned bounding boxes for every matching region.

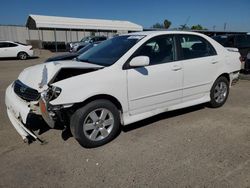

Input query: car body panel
[127,62,183,115]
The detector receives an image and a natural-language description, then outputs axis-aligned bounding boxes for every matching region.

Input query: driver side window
[135,35,176,65]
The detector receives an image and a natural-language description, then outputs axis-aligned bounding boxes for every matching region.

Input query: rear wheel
[209,76,229,108]
[18,52,28,60]
[70,99,120,148]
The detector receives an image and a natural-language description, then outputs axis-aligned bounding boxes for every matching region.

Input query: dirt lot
[0,52,250,188]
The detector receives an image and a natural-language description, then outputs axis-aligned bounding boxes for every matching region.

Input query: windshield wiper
[77,58,97,65]
[76,58,108,67]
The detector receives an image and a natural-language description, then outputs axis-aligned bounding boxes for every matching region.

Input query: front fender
[49,67,128,112]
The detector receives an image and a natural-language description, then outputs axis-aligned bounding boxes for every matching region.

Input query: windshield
[77,43,94,54]
[77,35,144,66]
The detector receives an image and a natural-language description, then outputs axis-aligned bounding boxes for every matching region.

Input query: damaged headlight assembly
[40,86,63,128]
[41,86,62,102]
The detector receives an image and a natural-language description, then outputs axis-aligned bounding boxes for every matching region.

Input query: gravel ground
[0,52,249,188]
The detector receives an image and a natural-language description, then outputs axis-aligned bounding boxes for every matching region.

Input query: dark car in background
[69,36,107,52]
[212,34,250,74]
[46,42,101,62]
[244,52,250,73]
[212,34,250,58]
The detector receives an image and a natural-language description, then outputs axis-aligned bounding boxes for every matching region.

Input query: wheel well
[71,94,123,113]
[17,51,28,56]
[218,73,230,82]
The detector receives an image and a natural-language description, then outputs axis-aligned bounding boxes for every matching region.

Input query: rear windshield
[15,42,28,46]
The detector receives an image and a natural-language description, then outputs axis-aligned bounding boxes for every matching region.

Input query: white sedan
[0,41,33,60]
[5,31,241,147]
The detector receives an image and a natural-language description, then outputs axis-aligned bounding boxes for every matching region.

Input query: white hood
[18,60,103,91]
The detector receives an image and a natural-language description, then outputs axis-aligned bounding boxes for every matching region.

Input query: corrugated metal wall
[0,25,125,44]
[0,25,28,43]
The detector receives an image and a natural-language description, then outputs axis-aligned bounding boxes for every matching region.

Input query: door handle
[172,65,182,71]
[211,61,218,64]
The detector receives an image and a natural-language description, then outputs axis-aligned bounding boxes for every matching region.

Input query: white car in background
[0,41,33,60]
[5,31,241,148]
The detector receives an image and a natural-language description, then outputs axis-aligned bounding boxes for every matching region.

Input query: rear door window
[8,43,18,47]
[179,35,217,60]
[0,42,9,48]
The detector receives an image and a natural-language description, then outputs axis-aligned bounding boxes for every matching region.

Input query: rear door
[5,42,19,57]
[0,42,18,57]
[177,34,218,102]
[127,35,183,115]
[0,42,10,57]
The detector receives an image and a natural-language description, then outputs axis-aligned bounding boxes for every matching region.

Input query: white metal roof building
[26,14,143,32]
[24,14,143,51]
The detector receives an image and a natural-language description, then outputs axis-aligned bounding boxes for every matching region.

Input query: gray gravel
[0,54,249,188]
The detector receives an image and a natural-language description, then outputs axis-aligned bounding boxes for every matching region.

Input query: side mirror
[129,56,150,67]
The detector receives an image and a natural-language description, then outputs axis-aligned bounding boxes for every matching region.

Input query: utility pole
[224,23,227,31]
[183,16,191,30]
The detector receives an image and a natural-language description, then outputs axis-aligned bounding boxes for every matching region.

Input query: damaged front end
[39,85,70,129]
[6,80,71,143]
[5,61,103,143]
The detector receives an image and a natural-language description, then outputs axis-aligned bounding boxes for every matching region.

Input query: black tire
[209,76,229,108]
[18,52,28,60]
[70,99,121,148]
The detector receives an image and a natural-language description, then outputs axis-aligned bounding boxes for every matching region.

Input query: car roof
[0,40,15,43]
[123,30,206,37]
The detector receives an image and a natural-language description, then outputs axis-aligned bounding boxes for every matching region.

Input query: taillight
[239,56,245,63]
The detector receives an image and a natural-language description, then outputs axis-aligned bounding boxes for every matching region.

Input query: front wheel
[70,100,120,148]
[209,76,229,108]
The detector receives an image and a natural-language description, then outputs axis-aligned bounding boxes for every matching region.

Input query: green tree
[152,22,164,29]
[191,24,207,30]
[163,19,171,29]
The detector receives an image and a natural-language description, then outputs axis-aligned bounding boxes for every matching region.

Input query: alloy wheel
[214,81,228,104]
[83,108,114,141]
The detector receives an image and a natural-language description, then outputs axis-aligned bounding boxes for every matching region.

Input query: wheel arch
[71,94,123,113]
[217,73,230,82]
[17,51,28,57]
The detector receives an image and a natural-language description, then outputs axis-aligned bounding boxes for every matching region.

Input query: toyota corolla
[5,31,241,148]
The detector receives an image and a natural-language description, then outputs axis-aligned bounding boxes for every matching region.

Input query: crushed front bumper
[5,84,43,143]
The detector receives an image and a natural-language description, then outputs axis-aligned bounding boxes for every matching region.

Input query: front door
[127,35,183,115]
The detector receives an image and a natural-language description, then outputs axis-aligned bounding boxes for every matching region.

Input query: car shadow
[0,56,39,61]
[25,113,72,143]
[25,114,50,135]
[122,104,205,132]
[24,104,206,143]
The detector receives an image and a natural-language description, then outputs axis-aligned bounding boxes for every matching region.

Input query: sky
[0,0,250,32]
